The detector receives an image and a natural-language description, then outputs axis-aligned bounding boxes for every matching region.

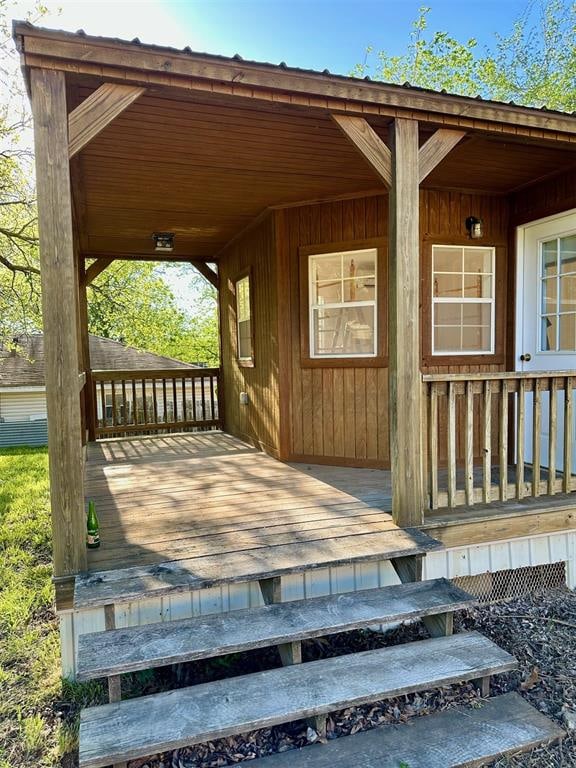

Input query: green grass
[0,447,71,767]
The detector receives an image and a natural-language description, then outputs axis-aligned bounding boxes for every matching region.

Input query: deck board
[85,432,394,575]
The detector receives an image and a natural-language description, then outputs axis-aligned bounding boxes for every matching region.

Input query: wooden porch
[80,429,576,587]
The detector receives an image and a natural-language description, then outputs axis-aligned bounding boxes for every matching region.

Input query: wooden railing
[90,368,221,438]
[423,371,576,509]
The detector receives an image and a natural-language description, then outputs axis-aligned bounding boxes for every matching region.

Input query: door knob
[520,353,532,362]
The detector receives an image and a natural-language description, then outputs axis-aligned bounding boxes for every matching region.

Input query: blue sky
[11,0,533,77]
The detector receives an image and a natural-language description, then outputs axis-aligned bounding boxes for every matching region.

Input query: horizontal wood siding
[283,191,510,467]
[511,168,576,226]
[0,390,47,421]
[219,215,280,454]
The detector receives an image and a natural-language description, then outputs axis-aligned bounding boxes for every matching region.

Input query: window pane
[238,319,252,359]
[313,306,375,356]
[434,273,462,298]
[560,274,576,313]
[313,254,341,282]
[236,277,250,322]
[559,314,576,351]
[463,273,492,298]
[462,326,491,352]
[464,247,492,274]
[541,315,557,351]
[435,304,462,326]
[541,278,557,315]
[434,326,462,352]
[433,246,461,272]
[462,303,491,326]
[542,240,558,277]
[560,235,576,274]
[316,279,342,303]
[343,277,375,302]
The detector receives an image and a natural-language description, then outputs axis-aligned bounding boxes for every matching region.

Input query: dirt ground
[130,587,576,768]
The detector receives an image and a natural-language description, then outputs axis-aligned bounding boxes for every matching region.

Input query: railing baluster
[142,379,148,425]
[516,379,525,499]
[172,378,178,423]
[465,381,474,506]
[548,377,558,495]
[121,379,128,427]
[99,380,106,428]
[201,374,207,421]
[428,383,439,510]
[181,378,187,422]
[209,373,216,422]
[532,379,541,497]
[110,380,117,427]
[499,380,508,502]
[564,376,573,493]
[131,378,137,425]
[447,381,457,508]
[162,378,168,423]
[152,378,158,424]
[482,380,492,504]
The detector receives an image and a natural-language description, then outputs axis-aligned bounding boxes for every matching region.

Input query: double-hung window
[432,244,495,355]
[309,248,377,358]
[235,273,253,364]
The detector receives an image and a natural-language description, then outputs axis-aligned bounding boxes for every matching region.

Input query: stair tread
[249,693,564,768]
[74,526,442,608]
[77,578,475,680]
[79,631,516,768]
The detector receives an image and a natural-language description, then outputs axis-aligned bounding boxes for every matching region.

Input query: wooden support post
[473,675,491,698]
[258,578,302,666]
[388,118,424,527]
[31,68,86,577]
[78,261,96,442]
[391,554,452,636]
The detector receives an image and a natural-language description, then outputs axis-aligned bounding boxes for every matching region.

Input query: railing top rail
[423,370,576,383]
[92,367,220,381]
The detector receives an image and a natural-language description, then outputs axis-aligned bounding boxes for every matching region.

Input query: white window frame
[431,244,496,356]
[235,274,253,363]
[537,231,576,353]
[308,248,378,359]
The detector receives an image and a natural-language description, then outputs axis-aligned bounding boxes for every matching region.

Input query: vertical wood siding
[218,215,280,454]
[282,191,510,467]
[511,168,576,226]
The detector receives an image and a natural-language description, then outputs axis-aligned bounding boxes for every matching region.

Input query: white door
[517,208,576,473]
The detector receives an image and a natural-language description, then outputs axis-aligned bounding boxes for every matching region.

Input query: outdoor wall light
[465,216,483,239]
[152,232,175,252]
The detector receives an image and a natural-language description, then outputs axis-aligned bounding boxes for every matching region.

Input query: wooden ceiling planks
[70,85,576,261]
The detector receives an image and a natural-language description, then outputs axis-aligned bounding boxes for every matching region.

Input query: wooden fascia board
[68,82,145,157]
[190,260,219,289]
[14,25,576,140]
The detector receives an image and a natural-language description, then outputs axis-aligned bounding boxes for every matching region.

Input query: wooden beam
[331,114,391,187]
[418,129,466,183]
[190,259,219,289]
[68,82,145,158]
[83,257,114,286]
[31,68,86,576]
[388,118,424,528]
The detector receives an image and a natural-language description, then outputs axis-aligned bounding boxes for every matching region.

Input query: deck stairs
[74,528,564,768]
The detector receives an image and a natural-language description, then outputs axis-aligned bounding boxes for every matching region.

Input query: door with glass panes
[517,209,576,473]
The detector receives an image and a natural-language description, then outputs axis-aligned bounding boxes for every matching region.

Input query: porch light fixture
[152,232,175,252]
[465,216,483,239]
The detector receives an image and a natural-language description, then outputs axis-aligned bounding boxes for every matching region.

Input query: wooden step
[74,526,442,608]
[249,693,565,768]
[76,578,475,680]
[78,631,515,768]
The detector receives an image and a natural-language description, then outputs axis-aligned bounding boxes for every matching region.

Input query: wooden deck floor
[85,432,394,574]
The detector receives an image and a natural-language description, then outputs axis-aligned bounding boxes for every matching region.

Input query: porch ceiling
[70,82,576,261]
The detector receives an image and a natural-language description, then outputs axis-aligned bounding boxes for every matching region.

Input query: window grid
[309,249,377,358]
[539,234,576,353]
[432,245,495,356]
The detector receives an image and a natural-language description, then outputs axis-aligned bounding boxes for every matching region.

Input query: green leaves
[357,1,576,112]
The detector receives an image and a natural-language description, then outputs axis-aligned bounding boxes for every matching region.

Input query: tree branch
[0,253,40,276]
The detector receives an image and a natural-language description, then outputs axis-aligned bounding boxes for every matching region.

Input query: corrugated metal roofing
[13,20,576,119]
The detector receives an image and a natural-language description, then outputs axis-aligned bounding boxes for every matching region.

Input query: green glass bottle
[86,500,100,549]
